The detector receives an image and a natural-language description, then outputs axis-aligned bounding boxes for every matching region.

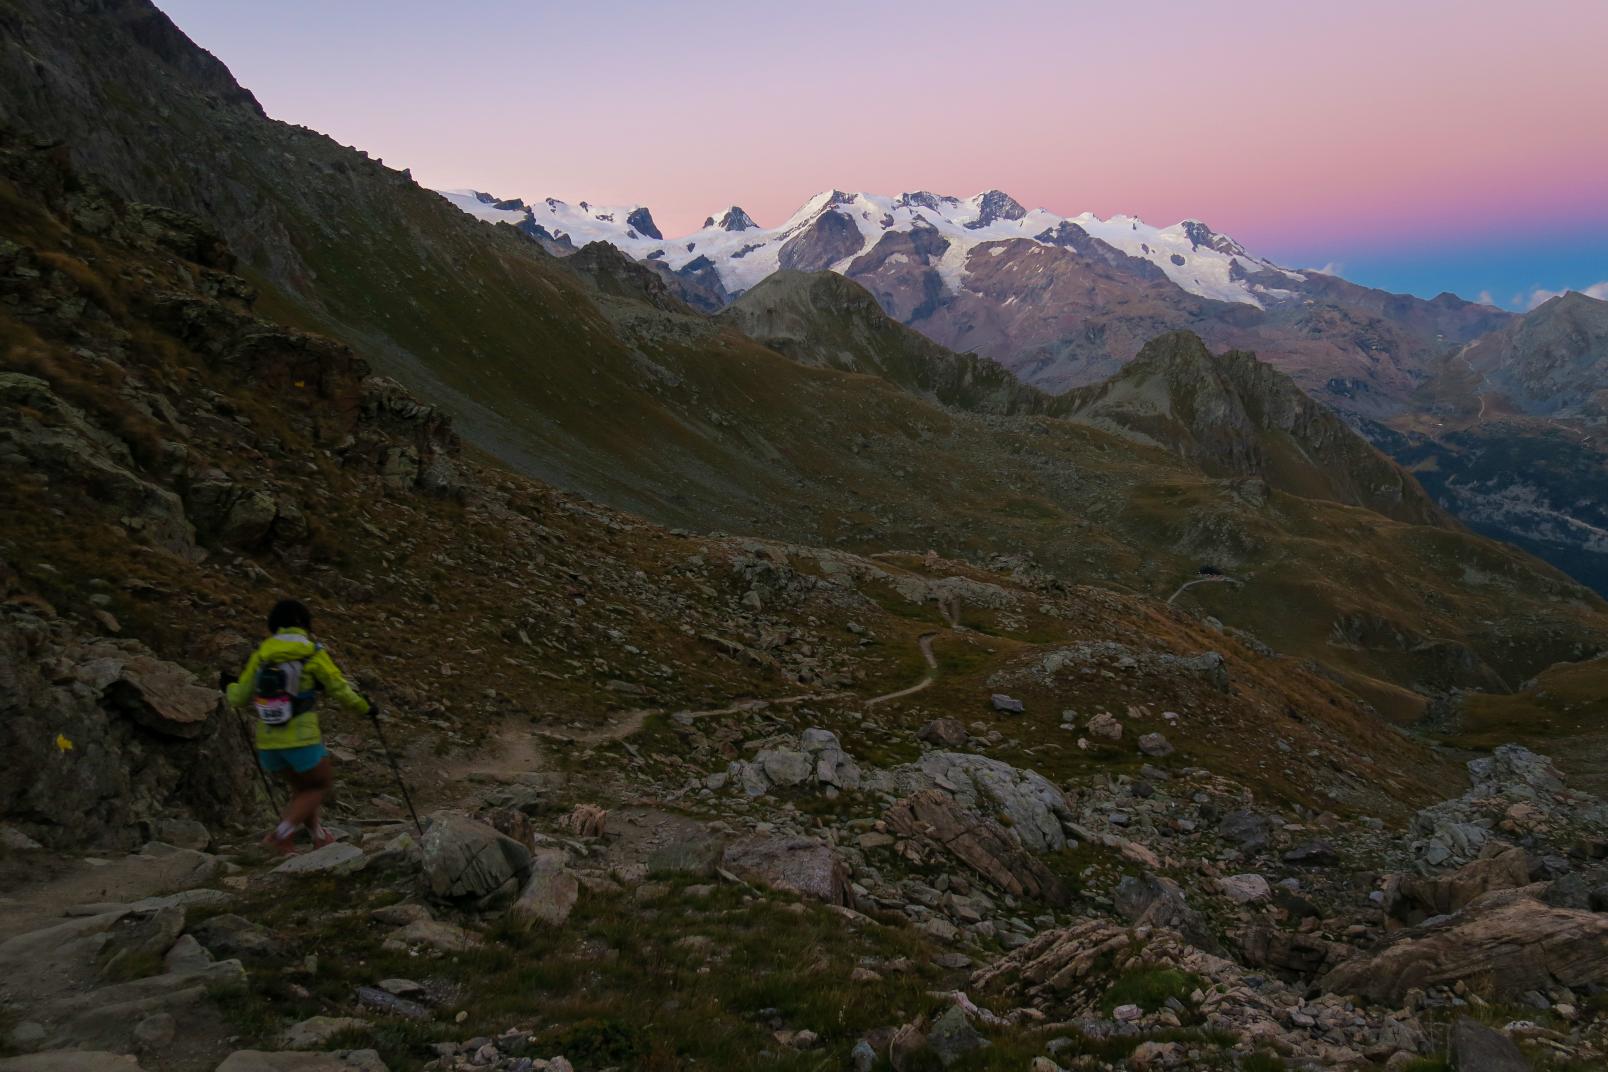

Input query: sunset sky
[157,0,1608,309]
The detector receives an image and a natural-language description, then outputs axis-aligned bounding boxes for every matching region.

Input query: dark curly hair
[267,598,312,633]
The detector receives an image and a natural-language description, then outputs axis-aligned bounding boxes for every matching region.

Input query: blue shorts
[259,743,328,774]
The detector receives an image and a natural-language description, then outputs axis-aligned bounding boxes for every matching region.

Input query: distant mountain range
[440,187,1513,418]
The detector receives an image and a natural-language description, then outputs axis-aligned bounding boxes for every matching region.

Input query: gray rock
[1448,1017,1530,1071]
[133,1012,176,1048]
[721,835,853,905]
[887,752,1074,852]
[1217,809,1271,853]
[917,719,969,748]
[151,818,211,851]
[509,864,579,928]
[1113,872,1218,952]
[926,1006,987,1066]
[1137,732,1173,757]
[757,749,813,787]
[418,814,530,899]
[381,919,477,953]
[274,842,366,877]
[799,728,840,752]
[1218,874,1271,904]
[849,1039,877,1072]
[162,933,214,973]
[188,913,280,958]
[990,694,1024,714]
[355,985,431,1020]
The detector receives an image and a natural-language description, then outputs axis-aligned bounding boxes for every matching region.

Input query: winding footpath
[865,631,941,707]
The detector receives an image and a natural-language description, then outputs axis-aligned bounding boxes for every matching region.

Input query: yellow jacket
[227,628,369,749]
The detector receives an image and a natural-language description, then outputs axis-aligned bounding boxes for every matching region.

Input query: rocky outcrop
[720,834,853,906]
[1388,844,1532,922]
[0,374,197,560]
[884,789,1072,905]
[1320,892,1608,1004]
[0,609,254,850]
[973,920,1427,1068]
[873,751,1075,852]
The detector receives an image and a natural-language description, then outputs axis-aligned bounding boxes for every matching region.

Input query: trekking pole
[366,702,423,836]
[219,672,279,816]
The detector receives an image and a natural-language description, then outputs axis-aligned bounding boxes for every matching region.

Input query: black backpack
[252,655,319,726]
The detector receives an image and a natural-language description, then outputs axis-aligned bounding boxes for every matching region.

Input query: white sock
[274,820,297,840]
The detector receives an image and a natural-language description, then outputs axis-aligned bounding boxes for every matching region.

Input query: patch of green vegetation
[535,1017,647,1065]
[1098,968,1203,1015]
[204,863,952,1071]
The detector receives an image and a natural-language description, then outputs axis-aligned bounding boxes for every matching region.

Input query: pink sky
[158,0,1608,302]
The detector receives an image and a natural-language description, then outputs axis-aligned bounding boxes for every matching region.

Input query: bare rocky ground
[4,693,1608,1072]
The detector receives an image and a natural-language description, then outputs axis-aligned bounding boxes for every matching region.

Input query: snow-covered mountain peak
[705,206,758,232]
[436,185,1302,307]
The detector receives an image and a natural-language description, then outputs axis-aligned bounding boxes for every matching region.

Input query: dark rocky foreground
[5,709,1607,1071]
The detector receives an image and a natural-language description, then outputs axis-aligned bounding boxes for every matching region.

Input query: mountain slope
[1360,291,1608,595]
[1057,333,1450,527]
[1461,291,1608,418]
[718,270,1045,413]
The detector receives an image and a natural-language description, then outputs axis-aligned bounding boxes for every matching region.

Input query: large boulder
[926,1006,988,1066]
[1217,809,1272,854]
[875,752,1074,852]
[418,814,531,900]
[721,834,853,906]
[1448,1018,1530,1072]
[885,789,1073,906]
[1321,892,1608,1004]
[509,862,579,929]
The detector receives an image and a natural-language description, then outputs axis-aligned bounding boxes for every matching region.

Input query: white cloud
[1306,262,1344,276]
[1475,290,1497,307]
[1521,280,1608,310]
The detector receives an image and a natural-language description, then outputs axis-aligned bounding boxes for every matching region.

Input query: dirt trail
[865,631,940,706]
[1166,574,1237,605]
